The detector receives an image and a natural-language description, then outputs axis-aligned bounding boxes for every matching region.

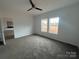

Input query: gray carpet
[0,35,78,59]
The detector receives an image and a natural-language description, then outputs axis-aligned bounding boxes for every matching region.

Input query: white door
[0,19,6,45]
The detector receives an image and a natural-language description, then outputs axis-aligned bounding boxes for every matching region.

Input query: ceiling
[0,0,79,15]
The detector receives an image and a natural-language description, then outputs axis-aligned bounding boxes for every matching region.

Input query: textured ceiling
[0,0,79,15]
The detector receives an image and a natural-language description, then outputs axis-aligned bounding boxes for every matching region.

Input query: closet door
[0,19,6,45]
[0,19,3,42]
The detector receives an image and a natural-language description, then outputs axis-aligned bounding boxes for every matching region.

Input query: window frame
[41,18,48,32]
[48,17,59,34]
[41,17,59,34]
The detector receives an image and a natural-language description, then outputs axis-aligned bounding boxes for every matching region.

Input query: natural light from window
[41,18,48,32]
[41,17,59,34]
[49,17,59,34]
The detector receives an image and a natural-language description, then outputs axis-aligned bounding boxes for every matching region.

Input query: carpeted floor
[0,35,78,59]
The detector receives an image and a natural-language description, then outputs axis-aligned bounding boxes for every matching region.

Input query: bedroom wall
[13,14,33,38]
[34,3,79,47]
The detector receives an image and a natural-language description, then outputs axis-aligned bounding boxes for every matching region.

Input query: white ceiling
[0,0,79,15]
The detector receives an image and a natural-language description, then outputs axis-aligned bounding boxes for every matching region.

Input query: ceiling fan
[27,0,43,11]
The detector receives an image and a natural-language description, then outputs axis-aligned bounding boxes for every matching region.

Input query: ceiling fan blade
[35,7,43,11]
[27,8,33,11]
[29,0,35,7]
[27,0,43,11]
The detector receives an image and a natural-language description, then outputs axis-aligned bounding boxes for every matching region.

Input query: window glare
[49,17,59,23]
[41,19,48,32]
[49,17,59,34]
[41,17,59,34]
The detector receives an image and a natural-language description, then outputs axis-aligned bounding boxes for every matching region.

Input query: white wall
[1,12,34,38]
[13,14,33,38]
[34,3,79,47]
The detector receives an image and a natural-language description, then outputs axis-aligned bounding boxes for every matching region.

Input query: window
[49,17,59,34]
[41,18,48,32]
[41,17,59,34]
